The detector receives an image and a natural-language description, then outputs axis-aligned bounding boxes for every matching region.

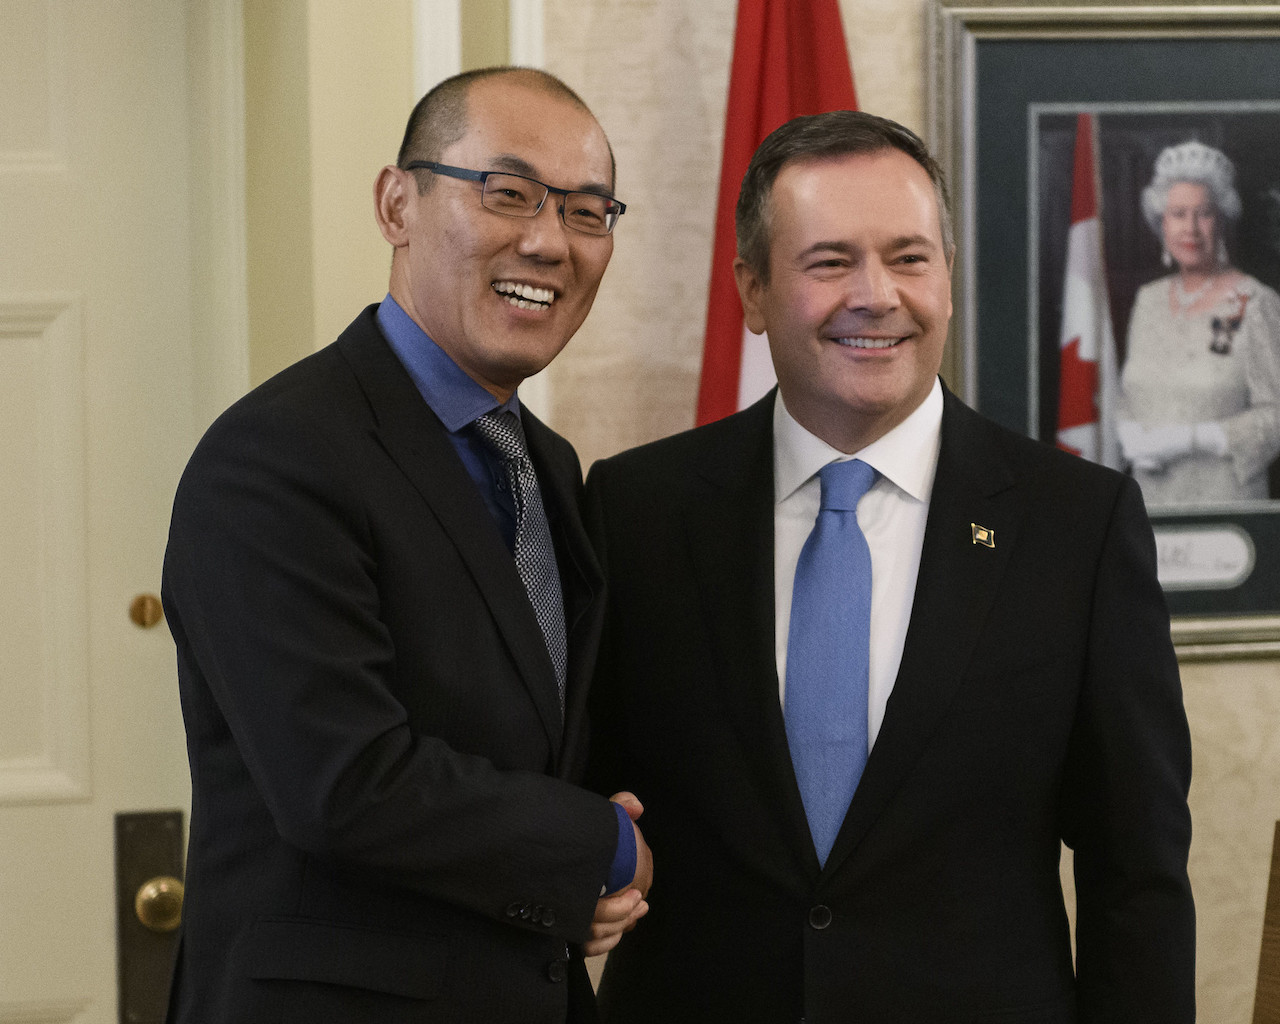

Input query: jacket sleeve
[1060,475,1195,1022]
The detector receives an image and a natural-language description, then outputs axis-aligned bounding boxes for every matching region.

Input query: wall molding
[509,0,545,68]
[187,0,250,430]
[414,0,462,99]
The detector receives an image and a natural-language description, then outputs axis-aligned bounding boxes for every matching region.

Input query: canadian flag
[1056,113,1120,467]
[695,0,857,425]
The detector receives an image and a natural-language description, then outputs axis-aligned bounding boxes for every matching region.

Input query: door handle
[134,875,184,933]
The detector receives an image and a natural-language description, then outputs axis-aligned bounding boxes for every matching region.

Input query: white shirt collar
[773,378,944,505]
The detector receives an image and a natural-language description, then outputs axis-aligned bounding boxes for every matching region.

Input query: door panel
[0,2,229,1018]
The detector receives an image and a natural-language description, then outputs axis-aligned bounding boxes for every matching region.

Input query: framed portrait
[928,1,1280,658]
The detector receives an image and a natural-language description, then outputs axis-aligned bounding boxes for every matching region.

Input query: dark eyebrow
[797,234,938,260]
[488,153,614,198]
[797,241,856,261]
[489,154,539,177]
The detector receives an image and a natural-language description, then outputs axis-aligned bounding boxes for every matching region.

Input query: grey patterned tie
[472,411,568,711]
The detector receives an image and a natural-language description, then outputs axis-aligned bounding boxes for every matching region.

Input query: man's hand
[583,792,652,957]
[612,791,653,896]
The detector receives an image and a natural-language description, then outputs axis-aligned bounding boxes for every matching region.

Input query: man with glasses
[162,67,650,1024]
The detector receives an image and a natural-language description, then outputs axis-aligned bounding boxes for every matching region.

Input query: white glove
[1117,419,1227,471]
[1117,420,1193,472]
[1192,420,1229,457]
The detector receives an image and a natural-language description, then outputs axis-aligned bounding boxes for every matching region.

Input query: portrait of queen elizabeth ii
[1117,139,1280,507]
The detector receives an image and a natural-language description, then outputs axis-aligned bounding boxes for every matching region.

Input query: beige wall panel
[307,0,414,350]
[245,0,413,382]
[544,0,738,466]
[841,0,928,134]
[461,0,509,69]
[1184,657,1280,1021]
[245,0,314,384]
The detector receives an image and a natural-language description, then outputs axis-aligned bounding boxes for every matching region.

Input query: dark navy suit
[163,307,613,1023]
[585,387,1194,1024]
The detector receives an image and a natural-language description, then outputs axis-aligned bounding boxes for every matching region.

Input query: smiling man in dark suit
[585,111,1194,1023]
[161,67,650,1024]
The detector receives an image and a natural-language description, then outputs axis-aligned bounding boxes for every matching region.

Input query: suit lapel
[336,311,565,750]
[685,395,821,878]
[824,390,1022,872]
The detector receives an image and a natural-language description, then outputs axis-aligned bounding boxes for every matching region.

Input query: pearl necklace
[1172,272,1218,313]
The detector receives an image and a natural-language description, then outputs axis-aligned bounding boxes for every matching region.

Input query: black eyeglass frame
[403,160,626,235]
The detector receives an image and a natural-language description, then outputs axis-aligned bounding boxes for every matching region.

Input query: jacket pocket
[237,917,446,999]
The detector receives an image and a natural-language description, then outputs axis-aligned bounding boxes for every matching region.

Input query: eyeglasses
[404,161,626,236]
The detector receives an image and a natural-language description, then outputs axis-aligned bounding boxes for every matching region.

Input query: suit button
[808,905,832,930]
[505,902,523,918]
[546,958,567,983]
[541,908,556,928]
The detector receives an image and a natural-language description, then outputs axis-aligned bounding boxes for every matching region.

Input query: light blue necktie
[785,458,876,867]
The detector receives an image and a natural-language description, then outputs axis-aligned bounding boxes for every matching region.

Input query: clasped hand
[1117,419,1228,472]
[584,791,653,957]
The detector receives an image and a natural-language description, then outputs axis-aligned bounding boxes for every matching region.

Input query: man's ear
[733,256,768,335]
[374,165,413,247]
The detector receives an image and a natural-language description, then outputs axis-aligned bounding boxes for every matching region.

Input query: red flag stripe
[1069,113,1097,225]
[1055,112,1119,468]
[695,0,857,425]
[1057,338,1100,431]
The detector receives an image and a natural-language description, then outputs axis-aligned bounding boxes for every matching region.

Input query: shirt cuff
[603,800,637,895]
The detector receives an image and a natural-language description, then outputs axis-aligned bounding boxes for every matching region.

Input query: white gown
[1119,273,1280,506]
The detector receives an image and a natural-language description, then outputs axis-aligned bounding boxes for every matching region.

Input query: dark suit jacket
[161,306,616,1024]
[584,388,1194,1024]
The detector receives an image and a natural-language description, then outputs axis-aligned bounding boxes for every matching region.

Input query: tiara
[1153,141,1235,186]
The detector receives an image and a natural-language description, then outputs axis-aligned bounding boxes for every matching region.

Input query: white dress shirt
[774,380,943,749]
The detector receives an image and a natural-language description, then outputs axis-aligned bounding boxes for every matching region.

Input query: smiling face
[378,74,615,401]
[1162,181,1221,275]
[734,148,953,453]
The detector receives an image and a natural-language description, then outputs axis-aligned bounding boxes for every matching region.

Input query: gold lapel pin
[971,523,995,548]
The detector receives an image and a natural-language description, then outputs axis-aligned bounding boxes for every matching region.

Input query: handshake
[586,791,654,957]
[1116,419,1228,473]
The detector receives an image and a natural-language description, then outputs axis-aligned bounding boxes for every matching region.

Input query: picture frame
[928,0,1280,659]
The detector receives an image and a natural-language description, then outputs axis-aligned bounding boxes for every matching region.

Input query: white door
[0,2,242,1020]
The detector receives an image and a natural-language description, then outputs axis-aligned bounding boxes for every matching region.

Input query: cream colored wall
[461,0,509,69]
[244,0,313,385]
[306,2,414,352]
[244,0,412,385]
[1185,657,1280,1019]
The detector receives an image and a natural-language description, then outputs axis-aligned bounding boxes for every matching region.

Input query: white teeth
[835,337,900,349]
[493,281,555,307]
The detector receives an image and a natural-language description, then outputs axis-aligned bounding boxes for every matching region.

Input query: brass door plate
[115,810,184,1024]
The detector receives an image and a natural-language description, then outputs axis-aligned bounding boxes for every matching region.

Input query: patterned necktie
[472,411,568,711]
[784,458,877,867]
